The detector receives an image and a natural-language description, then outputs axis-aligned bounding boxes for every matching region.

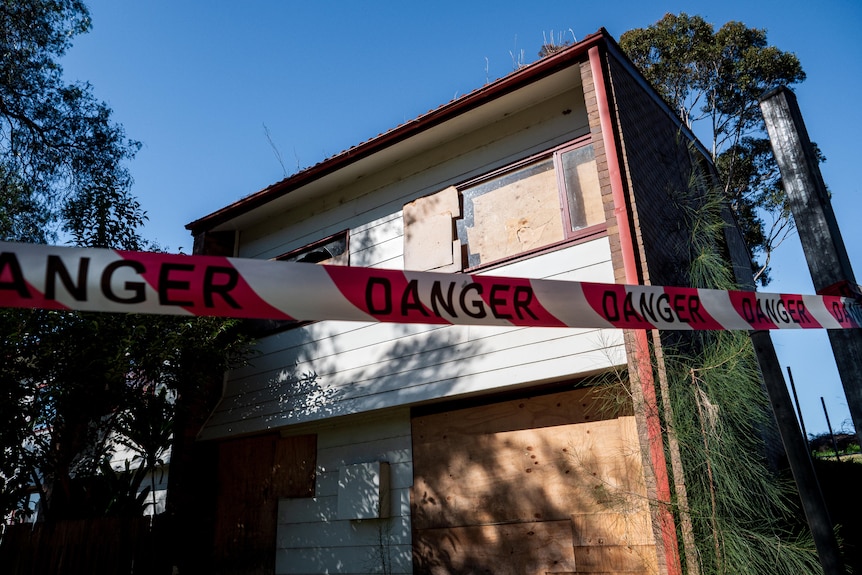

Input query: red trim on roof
[186,29,611,235]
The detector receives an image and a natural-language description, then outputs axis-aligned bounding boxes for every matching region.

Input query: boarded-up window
[458,158,564,267]
[405,140,605,271]
[213,433,316,575]
[403,186,462,272]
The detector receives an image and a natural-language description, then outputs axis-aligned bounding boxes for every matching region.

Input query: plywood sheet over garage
[411,387,658,575]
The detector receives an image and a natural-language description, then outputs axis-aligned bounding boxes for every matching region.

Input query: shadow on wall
[259,323,489,575]
[207,312,489,574]
[213,319,489,435]
[235,323,623,432]
[274,410,414,574]
[410,389,659,575]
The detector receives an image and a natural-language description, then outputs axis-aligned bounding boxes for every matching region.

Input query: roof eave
[186,29,611,236]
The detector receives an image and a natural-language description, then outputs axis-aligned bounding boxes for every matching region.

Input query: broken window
[244,231,349,336]
[403,139,605,272]
[277,231,349,266]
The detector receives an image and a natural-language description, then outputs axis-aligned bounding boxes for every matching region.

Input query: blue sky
[60,0,862,436]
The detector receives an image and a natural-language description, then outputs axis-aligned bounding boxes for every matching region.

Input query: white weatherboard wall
[238,87,590,262]
[201,239,624,440]
[197,64,628,575]
[198,81,628,440]
[337,461,390,520]
[276,410,413,575]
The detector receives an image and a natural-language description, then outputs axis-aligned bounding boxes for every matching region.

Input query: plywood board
[414,387,624,439]
[578,159,605,228]
[403,186,460,271]
[572,544,655,573]
[413,520,576,575]
[465,166,564,264]
[213,434,317,574]
[272,434,317,498]
[412,419,643,529]
[214,434,279,574]
[411,390,658,575]
[570,512,653,547]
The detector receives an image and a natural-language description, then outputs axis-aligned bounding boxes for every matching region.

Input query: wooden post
[821,397,842,462]
[750,331,845,574]
[760,86,862,450]
[787,366,810,446]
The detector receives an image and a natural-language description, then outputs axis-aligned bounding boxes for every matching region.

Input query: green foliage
[0,0,143,248]
[0,1,251,524]
[0,167,52,243]
[620,13,805,150]
[658,177,821,573]
[620,13,807,284]
[114,386,174,475]
[684,168,735,292]
[664,332,820,574]
[98,459,152,518]
[0,309,251,522]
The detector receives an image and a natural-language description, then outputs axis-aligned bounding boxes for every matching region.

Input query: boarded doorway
[213,433,316,575]
[411,386,658,574]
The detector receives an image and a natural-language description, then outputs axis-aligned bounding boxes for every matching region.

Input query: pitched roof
[186,29,611,236]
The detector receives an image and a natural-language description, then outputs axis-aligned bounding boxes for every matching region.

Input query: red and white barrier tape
[1,242,860,331]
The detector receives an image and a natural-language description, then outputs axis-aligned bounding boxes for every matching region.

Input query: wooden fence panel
[0,516,158,575]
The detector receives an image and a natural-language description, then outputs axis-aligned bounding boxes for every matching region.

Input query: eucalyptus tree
[0,0,144,248]
[620,13,806,284]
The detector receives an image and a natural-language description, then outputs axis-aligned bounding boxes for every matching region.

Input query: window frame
[455,136,607,272]
[243,230,350,337]
[274,229,350,264]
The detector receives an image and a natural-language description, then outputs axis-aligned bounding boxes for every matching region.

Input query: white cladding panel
[276,410,413,575]
[197,83,625,442]
[238,88,589,261]
[201,238,623,440]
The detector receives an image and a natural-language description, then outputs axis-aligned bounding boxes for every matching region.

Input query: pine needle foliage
[660,169,821,574]
[664,331,820,574]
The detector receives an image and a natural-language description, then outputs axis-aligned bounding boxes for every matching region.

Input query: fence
[0,516,165,574]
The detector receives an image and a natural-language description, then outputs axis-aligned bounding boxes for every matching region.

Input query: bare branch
[263,123,288,177]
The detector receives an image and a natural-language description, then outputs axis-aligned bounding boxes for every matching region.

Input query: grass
[810,437,861,461]
[812,457,862,572]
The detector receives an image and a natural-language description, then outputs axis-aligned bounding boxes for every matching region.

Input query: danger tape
[0,242,860,331]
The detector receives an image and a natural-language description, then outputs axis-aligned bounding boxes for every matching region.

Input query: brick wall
[580,59,630,286]
[605,56,710,288]
[601,49,755,293]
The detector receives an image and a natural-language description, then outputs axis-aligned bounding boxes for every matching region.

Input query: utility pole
[760,86,862,450]
[750,332,845,574]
